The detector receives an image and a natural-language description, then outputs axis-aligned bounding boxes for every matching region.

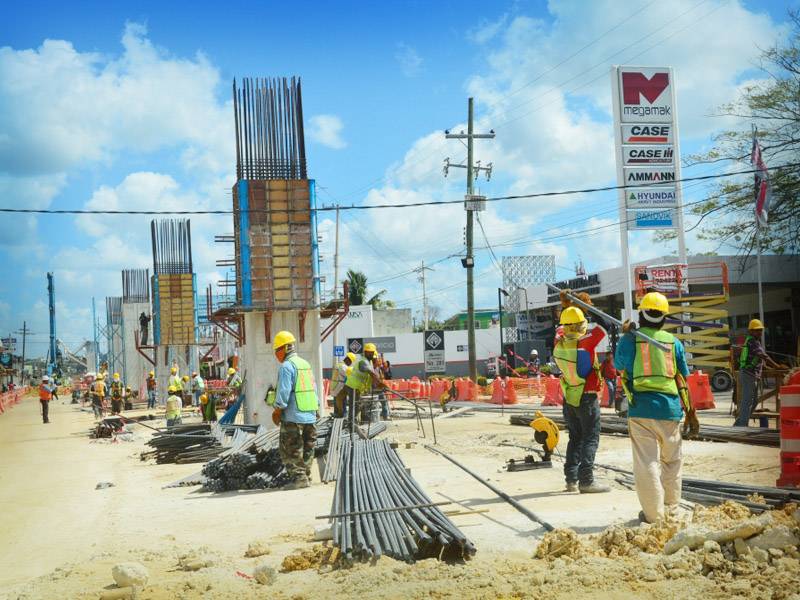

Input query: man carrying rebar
[270,331,318,489]
[734,318,784,426]
[615,292,694,523]
[553,290,610,494]
[331,352,355,418]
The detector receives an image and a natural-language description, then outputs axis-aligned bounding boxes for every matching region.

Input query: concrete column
[121,302,151,394]
[239,310,322,428]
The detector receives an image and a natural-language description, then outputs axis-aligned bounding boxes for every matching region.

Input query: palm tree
[346,269,367,305]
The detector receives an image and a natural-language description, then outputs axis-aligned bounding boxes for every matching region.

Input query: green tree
[345,269,393,308]
[678,12,800,256]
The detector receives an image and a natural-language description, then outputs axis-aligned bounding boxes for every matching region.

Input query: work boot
[284,477,310,490]
[565,482,578,492]
[579,482,610,494]
[638,510,650,524]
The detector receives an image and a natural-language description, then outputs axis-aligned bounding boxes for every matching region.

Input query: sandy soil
[0,392,790,599]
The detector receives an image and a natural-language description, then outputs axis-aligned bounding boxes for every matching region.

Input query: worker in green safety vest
[344,342,386,428]
[268,330,319,489]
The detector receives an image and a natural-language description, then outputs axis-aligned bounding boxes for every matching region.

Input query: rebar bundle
[331,439,476,563]
[151,219,193,275]
[322,418,345,483]
[122,268,150,304]
[233,77,307,180]
[141,423,260,464]
[508,413,780,447]
[105,297,123,325]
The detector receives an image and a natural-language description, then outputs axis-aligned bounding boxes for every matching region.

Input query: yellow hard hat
[748,318,764,330]
[113,372,120,379]
[170,367,177,374]
[345,352,357,363]
[200,394,208,404]
[168,385,177,394]
[149,371,155,377]
[96,375,104,381]
[182,375,189,382]
[560,306,585,325]
[273,330,296,351]
[228,367,236,375]
[364,342,377,353]
[639,292,670,314]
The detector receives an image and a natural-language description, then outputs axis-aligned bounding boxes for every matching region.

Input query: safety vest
[168,375,182,391]
[110,381,123,398]
[739,336,760,371]
[39,384,52,401]
[287,355,319,412]
[331,362,345,386]
[93,381,105,396]
[165,394,182,419]
[146,377,156,391]
[553,338,597,407]
[345,358,372,393]
[632,328,678,395]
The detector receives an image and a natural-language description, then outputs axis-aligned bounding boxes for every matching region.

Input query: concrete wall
[373,308,412,336]
[239,310,322,429]
[121,302,150,393]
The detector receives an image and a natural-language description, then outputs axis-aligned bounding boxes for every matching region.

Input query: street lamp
[498,287,509,372]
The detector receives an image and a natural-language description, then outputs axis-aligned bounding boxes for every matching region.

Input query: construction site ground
[1,392,797,600]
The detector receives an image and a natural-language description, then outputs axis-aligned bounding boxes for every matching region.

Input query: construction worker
[374,353,391,420]
[39,375,55,424]
[331,352,355,418]
[553,290,609,494]
[226,367,242,407]
[269,330,318,489]
[734,318,784,426]
[615,292,693,523]
[344,343,385,426]
[91,375,106,419]
[192,371,205,407]
[109,373,124,415]
[200,393,217,422]
[529,349,541,377]
[146,371,157,409]
[124,386,133,410]
[167,367,182,398]
[180,375,191,407]
[165,385,182,426]
[601,353,618,410]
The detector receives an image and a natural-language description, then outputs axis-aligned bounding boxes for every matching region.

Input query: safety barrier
[541,376,563,407]
[687,371,716,410]
[0,386,29,414]
[777,384,800,487]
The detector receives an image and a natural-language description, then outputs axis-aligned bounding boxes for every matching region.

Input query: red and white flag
[751,129,771,227]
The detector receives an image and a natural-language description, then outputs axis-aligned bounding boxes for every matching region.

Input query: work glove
[622,319,637,334]
[682,408,700,439]
[271,407,282,427]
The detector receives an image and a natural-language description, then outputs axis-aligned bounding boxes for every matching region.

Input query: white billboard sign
[625,187,677,209]
[621,123,673,145]
[623,145,674,166]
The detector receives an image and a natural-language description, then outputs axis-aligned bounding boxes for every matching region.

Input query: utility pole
[445,97,494,381]
[332,206,341,363]
[414,260,434,330]
[15,321,28,385]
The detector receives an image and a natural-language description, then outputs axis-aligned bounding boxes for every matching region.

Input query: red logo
[622,72,669,105]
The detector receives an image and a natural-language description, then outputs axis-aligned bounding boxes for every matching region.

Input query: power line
[3,162,795,215]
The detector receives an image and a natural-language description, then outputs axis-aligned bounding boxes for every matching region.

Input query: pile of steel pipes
[140,423,260,464]
[330,439,476,563]
[322,418,345,483]
[509,413,780,447]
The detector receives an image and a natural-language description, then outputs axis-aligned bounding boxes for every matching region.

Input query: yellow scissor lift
[635,262,731,389]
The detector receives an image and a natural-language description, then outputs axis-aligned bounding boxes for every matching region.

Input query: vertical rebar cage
[151,219,197,345]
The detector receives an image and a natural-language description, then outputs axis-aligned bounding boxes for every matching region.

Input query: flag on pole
[751,128,771,227]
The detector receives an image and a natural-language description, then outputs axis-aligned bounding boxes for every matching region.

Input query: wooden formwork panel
[157,273,195,345]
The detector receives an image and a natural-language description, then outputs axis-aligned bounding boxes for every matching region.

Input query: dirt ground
[0,392,794,599]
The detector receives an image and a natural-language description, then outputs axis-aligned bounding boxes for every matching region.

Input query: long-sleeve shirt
[275,352,316,424]
[741,335,769,378]
[614,331,689,421]
[331,362,348,397]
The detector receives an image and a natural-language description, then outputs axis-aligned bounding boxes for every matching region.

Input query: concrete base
[154,345,194,406]
[239,310,322,428]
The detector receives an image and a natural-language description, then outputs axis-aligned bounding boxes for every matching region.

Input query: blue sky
[0,0,793,356]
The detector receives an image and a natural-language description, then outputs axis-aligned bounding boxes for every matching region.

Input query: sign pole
[670,67,688,266]
[611,66,634,320]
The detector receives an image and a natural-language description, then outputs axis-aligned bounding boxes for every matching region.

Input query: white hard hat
[42,375,49,381]
[530,349,538,355]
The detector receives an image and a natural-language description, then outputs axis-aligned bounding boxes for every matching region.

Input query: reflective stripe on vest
[553,339,586,407]
[288,355,319,412]
[346,358,372,393]
[39,384,52,401]
[632,327,678,395]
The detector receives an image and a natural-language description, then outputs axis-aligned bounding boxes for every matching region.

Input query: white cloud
[307,114,346,150]
[468,14,510,45]
[395,43,423,77]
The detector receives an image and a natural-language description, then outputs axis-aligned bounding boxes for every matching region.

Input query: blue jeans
[147,390,156,409]
[194,390,202,406]
[379,392,391,419]
[734,371,757,427]
[605,379,616,407]
[563,393,601,486]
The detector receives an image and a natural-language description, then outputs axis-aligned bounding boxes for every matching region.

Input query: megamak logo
[620,70,672,122]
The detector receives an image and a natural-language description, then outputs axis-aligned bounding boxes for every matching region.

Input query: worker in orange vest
[39,375,55,424]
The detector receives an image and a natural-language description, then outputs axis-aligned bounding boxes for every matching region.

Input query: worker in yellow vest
[615,292,693,523]
[331,352,355,418]
[91,375,106,419]
[267,330,319,489]
[165,385,182,426]
[344,343,385,427]
[552,290,609,494]
[167,367,182,397]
